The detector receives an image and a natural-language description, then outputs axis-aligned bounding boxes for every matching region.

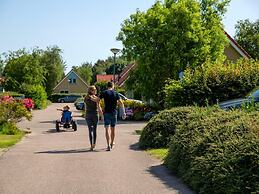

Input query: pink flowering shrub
[0,95,14,103]
[22,98,34,110]
[0,96,32,122]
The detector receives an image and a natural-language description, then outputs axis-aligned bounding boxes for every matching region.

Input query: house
[115,63,135,87]
[224,31,251,62]
[96,74,117,83]
[116,32,250,88]
[53,70,89,94]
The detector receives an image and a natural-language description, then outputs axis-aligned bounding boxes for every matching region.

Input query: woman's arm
[97,101,103,120]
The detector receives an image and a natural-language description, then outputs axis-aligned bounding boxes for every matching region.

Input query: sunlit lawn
[0,133,24,148]
[147,148,169,160]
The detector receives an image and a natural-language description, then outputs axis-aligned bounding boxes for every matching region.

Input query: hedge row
[139,107,193,148]
[164,60,259,107]
[165,107,259,194]
[139,106,259,193]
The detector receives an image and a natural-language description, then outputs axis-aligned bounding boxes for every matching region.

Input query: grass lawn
[0,133,25,149]
[147,148,169,160]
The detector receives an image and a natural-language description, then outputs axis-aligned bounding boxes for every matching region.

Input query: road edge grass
[146,148,169,160]
[0,132,25,149]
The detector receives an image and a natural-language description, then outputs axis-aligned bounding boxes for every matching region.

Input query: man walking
[99,82,126,151]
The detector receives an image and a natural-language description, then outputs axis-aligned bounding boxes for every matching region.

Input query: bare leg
[110,127,115,146]
[105,127,110,147]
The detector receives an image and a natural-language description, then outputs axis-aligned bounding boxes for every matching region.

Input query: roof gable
[225,31,251,58]
[53,69,89,91]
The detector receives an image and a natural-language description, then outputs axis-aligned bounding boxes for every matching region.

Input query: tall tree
[234,19,259,59]
[118,0,229,102]
[3,48,45,92]
[41,46,66,96]
[72,62,93,85]
[0,55,4,76]
[92,56,129,83]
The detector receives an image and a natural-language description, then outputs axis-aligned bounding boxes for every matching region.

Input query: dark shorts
[104,111,117,127]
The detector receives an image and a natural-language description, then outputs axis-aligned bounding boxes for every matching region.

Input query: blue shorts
[104,111,117,127]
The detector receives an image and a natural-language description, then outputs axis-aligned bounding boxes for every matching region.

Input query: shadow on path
[43,128,76,134]
[34,148,107,154]
[147,164,194,194]
[129,142,142,152]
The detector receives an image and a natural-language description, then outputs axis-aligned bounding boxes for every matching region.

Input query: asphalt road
[0,103,194,194]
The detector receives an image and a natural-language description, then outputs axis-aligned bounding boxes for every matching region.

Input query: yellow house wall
[224,44,242,63]
[53,77,88,93]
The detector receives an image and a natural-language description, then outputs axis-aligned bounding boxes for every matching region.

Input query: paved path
[0,103,194,194]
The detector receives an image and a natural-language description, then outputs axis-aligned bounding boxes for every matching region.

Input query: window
[68,78,76,84]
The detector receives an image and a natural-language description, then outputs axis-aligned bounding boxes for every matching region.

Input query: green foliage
[0,122,20,135]
[72,62,93,85]
[164,60,259,107]
[164,107,259,194]
[0,133,24,148]
[95,81,108,95]
[41,46,66,96]
[105,63,127,75]
[139,107,193,148]
[235,19,259,60]
[118,0,229,102]
[0,99,32,125]
[2,46,65,97]
[147,148,169,160]
[21,84,47,109]
[0,55,4,76]
[92,56,130,83]
[3,48,45,92]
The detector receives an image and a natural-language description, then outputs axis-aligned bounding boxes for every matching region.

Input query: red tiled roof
[115,64,135,87]
[96,75,117,82]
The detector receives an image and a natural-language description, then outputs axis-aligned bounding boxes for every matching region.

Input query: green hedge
[164,60,259,107]
[164,107,259,194]
[21,84,47,109]
[139,107,193,148]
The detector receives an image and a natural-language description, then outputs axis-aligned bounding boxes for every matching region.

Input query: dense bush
[123,100,151,121]
[0,96,32,135]
[164,60,259,107]
[139,107,193,148]
[0,122,21,135]
[21,84,47,109]
[164,107,259,194]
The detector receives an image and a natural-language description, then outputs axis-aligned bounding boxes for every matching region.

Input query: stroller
[56,109,77,132]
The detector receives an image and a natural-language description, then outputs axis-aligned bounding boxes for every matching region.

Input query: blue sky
[0,0,258,72]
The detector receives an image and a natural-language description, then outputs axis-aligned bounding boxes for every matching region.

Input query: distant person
[99,82,126,151]
[84,86,103,151]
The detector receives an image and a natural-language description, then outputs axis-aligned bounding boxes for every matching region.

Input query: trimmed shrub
[139,107,193,148]
[165,107,259,194]
[21,84,47,109]
[0,96,32,124]
[164,60,259,107]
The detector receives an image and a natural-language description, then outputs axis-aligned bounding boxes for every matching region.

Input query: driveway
[0,103,194,194]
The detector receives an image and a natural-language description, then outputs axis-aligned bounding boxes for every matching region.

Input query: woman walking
[84,86,103,151]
